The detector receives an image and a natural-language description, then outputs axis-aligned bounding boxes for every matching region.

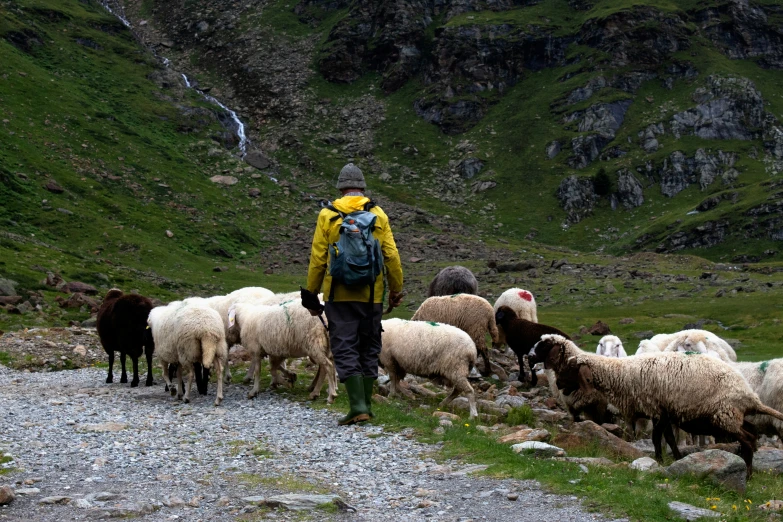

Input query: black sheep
[97,289,155,387]
[427,266,478,297]
[494,305,570,386]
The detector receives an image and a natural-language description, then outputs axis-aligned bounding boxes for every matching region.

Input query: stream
[98,0,249,157]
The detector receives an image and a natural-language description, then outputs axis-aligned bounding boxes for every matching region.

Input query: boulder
[668,501,720,520]
[616,169,645,209]
[64,281,98,295]
[630,457,660,472]
[0,278,17,296]
[587,321,611,335]
[245,151,272,170]
[0,486,14,505]
[57,292,100,312]
[511,441,566,457]
[0,296,23,306]
[210,175,239,186]
[557,175,596,224]
[458,157,484,179]
[43,271,67,291]
[531,408,567,423]
[753,449,783,475]
[498,428,551,444]
[265,493,341,511]
[248,188,261,198]
[44,180,64,194]
[665,449,746,494]
[552,421,644,460]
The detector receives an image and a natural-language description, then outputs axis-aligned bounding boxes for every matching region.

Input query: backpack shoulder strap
[325,204,343,222]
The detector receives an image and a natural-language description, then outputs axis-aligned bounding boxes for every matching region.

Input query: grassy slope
[254,0,783,261]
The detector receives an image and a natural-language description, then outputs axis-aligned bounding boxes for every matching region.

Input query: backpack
[326,202,384,302]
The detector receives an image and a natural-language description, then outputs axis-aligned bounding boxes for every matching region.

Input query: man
[304,163,404,425]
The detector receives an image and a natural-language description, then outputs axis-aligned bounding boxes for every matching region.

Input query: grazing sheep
[228,300,337,403]
[96,289,155,387]
[427,266,478,297]
[635,333,676,355]
[530,334,783,477]
[663,329,737,362]
[380,318,478,418]
[411,294,502,378]
[596,335,627,358]
[731,359,783,438]
[147,301,228,405]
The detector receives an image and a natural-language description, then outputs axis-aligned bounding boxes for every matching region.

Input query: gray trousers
[325,302,383,382]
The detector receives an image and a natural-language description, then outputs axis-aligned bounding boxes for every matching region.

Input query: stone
[166,230,174,238]
[557,175,595,224]
[241,496,267,504]
[665,449,747,494]
[0,278,17,296]
[531,408,568,423]
[668,501,720,520]
[80,422,128,432]
[601,423,623,438]
[0,296,22,305]
[552,457,615,467]
[39,496,71,504]
[73,498,92,508]
[587,321,611,335]
[265,493,340,511]
[44,180,64,194]
[0,486,14,505]
[14,488,40,495]
[163,495,186,507]
[511,441,566,457]
[210,175,239,186]
[248,188,261,198]
[760,500,783,511]
[432,411,460,421]
[507,493,519,501]
[458,157,484,179]
[72,345,87,357]
[245,151,272,170]
[81,316,97,328]
[63,281,98,295]
[498,428,551,444]
[552,421,644,460]
[753,449,783,474]
[495,395,528,409]
[616,169,645,209]
[630,457,661,472]
[546,141,562,159]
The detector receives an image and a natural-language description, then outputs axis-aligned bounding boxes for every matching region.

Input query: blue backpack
[326,202,384,302]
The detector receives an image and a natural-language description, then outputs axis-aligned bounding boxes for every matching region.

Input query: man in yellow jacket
[305,163,404,425]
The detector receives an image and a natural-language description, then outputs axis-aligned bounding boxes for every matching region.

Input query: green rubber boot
[363,376,376,418]
[338,375,370,426]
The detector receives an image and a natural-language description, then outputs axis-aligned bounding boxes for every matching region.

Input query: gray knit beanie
[336,163,366,190]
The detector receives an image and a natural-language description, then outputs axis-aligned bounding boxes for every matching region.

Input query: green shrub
[506,404,534,426]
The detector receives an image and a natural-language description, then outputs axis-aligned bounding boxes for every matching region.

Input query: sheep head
[104,288,124,301]
[226,304,241,346]
[668,333,708,355]
[529,334,573,370]
[597,335,626,358]
[494,305,518,326]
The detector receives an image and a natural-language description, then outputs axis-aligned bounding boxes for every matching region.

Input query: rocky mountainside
[108,0,783,260]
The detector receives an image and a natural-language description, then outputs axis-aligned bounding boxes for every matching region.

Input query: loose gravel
[0,364,624,521]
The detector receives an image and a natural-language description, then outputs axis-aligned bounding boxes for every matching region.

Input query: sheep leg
[477,349,492,377]
[214,359,224,406]
[662,421,682,460]
[162,362,175,395]
[307,365,323,393]
[247,352,261,399]
[183,369,193,404]
[176,364,184,401]
[441,377,478,419]
[106,350,114,384]
[119,352,128,383]
[738,421,758,479]
[130,356,140,388]
[243,358,256,385]
[651,418,666,462]
[144,345,154,386]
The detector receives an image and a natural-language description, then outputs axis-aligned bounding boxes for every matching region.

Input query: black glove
[300,286,324,314]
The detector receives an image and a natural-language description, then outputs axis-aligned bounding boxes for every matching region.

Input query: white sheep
[732,359,783,438]
[596,335,627,358]
[411,293,501,378]
[530,334,783,477]
[635,333,676,355]
[493,288,538,347]
[663,329,737,362]
[380,318,478,418]
[147,300,228,405]
[228,300,337,404]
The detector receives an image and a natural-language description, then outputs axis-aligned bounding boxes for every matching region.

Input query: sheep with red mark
[96,288,155,387]
[493,288,538,348]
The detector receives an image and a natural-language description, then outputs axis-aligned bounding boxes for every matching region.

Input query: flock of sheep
[95,265,783,480]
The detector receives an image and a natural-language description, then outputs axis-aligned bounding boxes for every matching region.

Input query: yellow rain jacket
[306,195,403,303]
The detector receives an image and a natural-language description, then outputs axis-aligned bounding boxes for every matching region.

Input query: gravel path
[0,364,622,521]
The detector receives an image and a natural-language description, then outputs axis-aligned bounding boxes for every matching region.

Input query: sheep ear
[543,342,561,369]
[228,309,236,328]
[495,310,504,321]
[577,365,595,394]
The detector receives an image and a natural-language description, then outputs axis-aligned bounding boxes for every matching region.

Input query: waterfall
[99,1,250,157]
